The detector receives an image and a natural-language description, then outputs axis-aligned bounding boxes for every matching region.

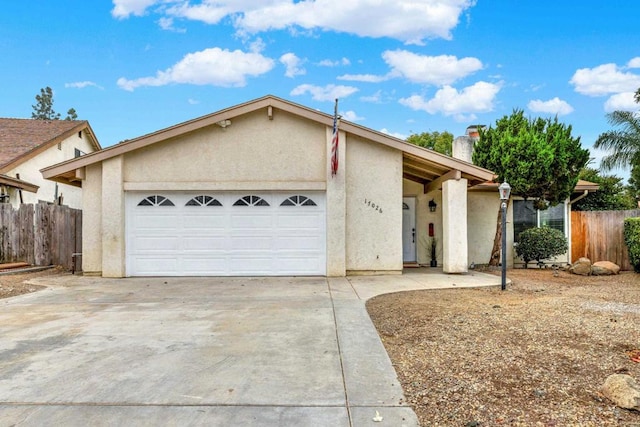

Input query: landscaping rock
[601,374,640,411]
[569,257,592,276]
[591,261,620,275]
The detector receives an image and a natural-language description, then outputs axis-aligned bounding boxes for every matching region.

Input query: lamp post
[498,182,511,291]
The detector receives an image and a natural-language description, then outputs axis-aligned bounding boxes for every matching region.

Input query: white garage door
[125,192,326,276]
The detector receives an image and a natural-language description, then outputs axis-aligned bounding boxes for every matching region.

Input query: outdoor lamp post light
[499,182,511,291]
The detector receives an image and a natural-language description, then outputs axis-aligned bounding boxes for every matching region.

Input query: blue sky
[1,1,639,178]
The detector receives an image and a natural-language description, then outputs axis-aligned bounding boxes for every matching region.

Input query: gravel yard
[367,269,640,427]
[0,267,62,299]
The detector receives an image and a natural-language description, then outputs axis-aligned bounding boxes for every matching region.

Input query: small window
[280,195,317,207]
[74,148,86,158]
[186,195,222,206]
[233,195,269,206]
[137,195,175,207]
[513,200,565,242]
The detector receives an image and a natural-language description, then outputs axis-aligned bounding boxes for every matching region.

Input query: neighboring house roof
[42,95,495,188]
[0,118,101,173]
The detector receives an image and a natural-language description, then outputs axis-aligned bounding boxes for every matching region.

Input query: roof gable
[41,95,494,186]
[0,118,101,171]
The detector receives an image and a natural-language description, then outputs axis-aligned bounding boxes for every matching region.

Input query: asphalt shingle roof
[0,118,86,169]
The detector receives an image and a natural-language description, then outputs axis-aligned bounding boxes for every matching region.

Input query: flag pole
[330,98,339,177]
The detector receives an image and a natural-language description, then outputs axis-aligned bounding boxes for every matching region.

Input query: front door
[402,197,416,263]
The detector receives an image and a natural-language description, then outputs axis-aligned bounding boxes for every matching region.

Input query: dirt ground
[367,269,640,427]
[0,267,66,299]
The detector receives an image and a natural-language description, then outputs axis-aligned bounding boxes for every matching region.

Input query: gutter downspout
[569,190,589,205]
[567,190,589,264]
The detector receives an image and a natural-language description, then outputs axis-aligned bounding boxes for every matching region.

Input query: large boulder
[601,374,640,411]
[591,261,621,275]
[569,257,592,276]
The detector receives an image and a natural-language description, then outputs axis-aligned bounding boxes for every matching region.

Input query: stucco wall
[345,136,403,273]
[82,163,102,274]
[7,130,95,209]
[468,191,514,268]
[123,110,326,186]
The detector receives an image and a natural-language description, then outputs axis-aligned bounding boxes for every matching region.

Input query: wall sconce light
[428,199,437,212]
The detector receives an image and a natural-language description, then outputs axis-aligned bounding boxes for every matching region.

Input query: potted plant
[429,237,438,267]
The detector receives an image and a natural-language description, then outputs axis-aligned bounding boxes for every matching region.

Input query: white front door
[402,197,416,263]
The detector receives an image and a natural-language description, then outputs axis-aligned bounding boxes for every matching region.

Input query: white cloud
[628,57,640,68]
[158,16,186,33]
[570,63,640,96]
[117,47,275,91]
[360,91,383,103]
[280,53,306,78]
[527,97,574,116]
[166,2,230,25]
[111,0,158,18]
[337,73,389,83]
[382,50,482,85]
[399,81,501,121]
[604,92,638,112]
[290,84,358,101]
[318,57,351,67]
[341,110,364,122]
[380,128,407,139]
[65,81,103,89]
[112,0,475,43]
[188,98,199,105]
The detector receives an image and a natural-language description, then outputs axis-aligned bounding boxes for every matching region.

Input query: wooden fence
[0,204,82,271]
[571,209,640,271]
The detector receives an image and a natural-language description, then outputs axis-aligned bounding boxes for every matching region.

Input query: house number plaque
[364,199,383,214]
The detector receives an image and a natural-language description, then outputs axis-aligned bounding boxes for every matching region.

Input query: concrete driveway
[0,271,500,426]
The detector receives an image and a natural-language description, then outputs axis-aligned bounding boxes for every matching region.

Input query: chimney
[452,125,484,163]
[452,136,473,163]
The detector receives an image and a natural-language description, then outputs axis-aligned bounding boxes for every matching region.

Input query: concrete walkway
[0,270,500,426]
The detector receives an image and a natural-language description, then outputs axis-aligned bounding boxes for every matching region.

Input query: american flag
[330,99,339,177]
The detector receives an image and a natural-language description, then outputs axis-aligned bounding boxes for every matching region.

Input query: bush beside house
[623,218,640,272]
[516,226,568,268]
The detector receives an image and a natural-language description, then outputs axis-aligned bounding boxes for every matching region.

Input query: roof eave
[42,95,495,185]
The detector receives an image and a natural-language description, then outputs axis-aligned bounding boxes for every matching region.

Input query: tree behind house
[572,168,635,211]
[31,87,78,120]
[472,110,589,266]
[406,131,453,156]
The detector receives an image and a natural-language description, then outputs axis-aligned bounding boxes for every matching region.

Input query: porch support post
[101,155,125,278]
[325,127,346,276]
[442,178,468,273]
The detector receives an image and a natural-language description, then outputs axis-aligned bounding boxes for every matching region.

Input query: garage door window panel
[280,195,317,206]
[186,195,222,206]
[233,195,270,206]
[137,195,175,206]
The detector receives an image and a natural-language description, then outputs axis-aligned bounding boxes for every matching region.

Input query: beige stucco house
[42,95,495,278]
[0,119,100,208]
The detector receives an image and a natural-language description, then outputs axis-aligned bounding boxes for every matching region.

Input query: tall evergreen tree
[473,110,590,265]
[31,87,61,120]
[31,87,78,121]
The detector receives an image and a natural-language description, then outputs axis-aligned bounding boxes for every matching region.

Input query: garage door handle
[412,228,415,243]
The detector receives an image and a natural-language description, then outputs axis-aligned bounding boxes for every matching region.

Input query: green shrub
[623,218,640,273]
[515,226,568,268]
